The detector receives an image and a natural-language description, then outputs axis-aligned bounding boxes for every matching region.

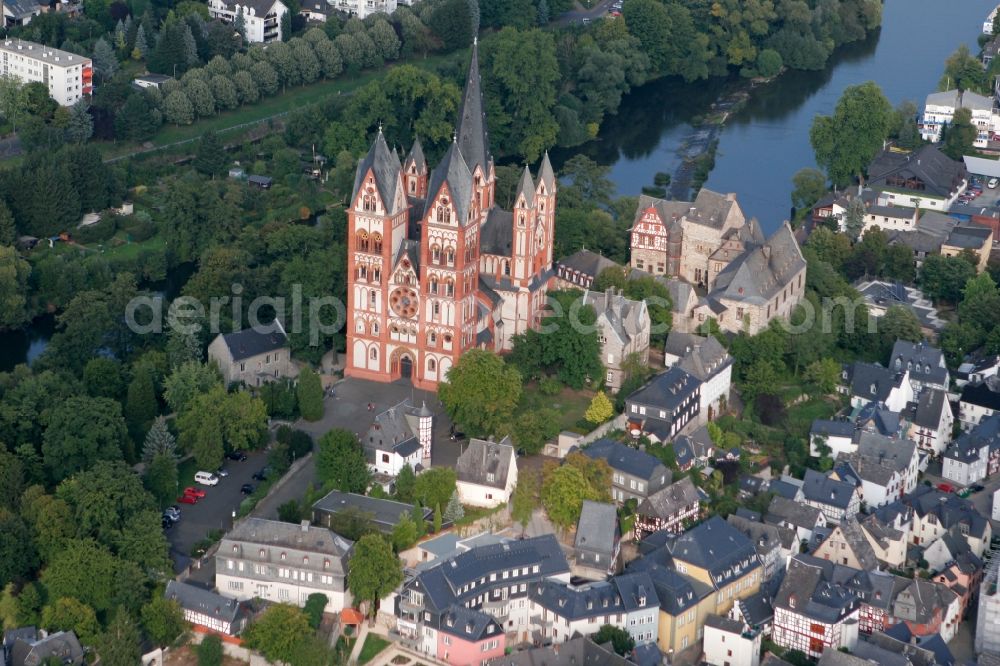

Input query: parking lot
[165,450,269,574]
[955,175,1000,209]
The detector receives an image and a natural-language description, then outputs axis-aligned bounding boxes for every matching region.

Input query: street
[557,0,617,25]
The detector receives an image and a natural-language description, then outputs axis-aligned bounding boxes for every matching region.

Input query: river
[558,0,996,234]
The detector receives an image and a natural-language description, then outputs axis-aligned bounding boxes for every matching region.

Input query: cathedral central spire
[455,40,491,177]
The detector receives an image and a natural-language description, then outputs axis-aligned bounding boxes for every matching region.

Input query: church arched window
[371,232,382,253]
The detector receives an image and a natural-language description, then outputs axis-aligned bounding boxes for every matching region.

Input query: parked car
[240,483,255,495]
[162,516,174,530]
[216,467,230,478]
[183,486,207,499]
[194,471,219,486]
[227,451,248,462]
[177,494,199,505]
[163,506,181,522]
[973,484,986,492]
[252,468,270,482]
[988,177,998,189]
[937,482,955,493]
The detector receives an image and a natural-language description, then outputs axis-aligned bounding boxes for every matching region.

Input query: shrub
[197,635,223,666]
[539,377,561,396]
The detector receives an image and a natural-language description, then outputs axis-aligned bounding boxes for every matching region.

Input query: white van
[194,471,219,486]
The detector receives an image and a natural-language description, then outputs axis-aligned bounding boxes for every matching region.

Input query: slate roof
[773,555,859,624]
[925,88,994,112]
[630,643,662,666]
[711,223,806,306]
[632,188,744,231]
[836,432,915,487]
[626,366,701,412]
[811,419,856,439]
[661,515,760,588]
[313,491,430,532]
[889,341,948,387]
[768,479,802,501]
[863,631,938,666]
[575,501,619,557]
[677,336,731,382]
[908,388,949,429]
[945,224,992,249]
[868,145,968,199]
[825,518,879,571]
[945,413,1000,466]
[817,650,873,666]
[905,485,989,539]
[882,625,954,666]
[766,495,822,530]
[960,376,1000,410]
[636,477,700,521]
[860,515,905,552]
[736,590,774,628]
[583,439,670,484]
[437,605,503,642]
[2,0,40,18]
[427,140,474,228]
[220,326,288,362]
[705,614,745,635]
[892,579,958,625]
[404,137,426,172]
[165,580,245,626]
[353,130,403,215]
[855,401,902,437]
[363,400,425,459]
[802,468,857,511]
[9,631,84,666]
[664,331,706,359]
[556,249,622,283]
[406,534,569,613]
[224,518,353,569]
[530,577,643,621]
[456,437,515,490]
[486,636,630,666]
[393,239,421,276]
[481,207,513,256]
[727,514,790,560]
[582,289,647,346]
[538,152,555,193]
[845,361,903,403]
[454,41,492,177]
[625,557,714,615]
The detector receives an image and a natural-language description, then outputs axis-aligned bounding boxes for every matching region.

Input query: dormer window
[870,383,877,395]
[280,552,287,560]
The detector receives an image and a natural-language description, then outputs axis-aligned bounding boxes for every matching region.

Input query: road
[250,376,462,522]
[165,450,269,574]
[557,0,617,24]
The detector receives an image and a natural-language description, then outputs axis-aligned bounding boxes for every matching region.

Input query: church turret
[403,137,428,199]
[515,165,535,209]
[455,39,494,214]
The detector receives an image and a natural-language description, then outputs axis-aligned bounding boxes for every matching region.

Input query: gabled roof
[727,514,792,559]
[575,500,619,556]
[626,367,701,412]
[426,140,474,228]
[636,477,700,521]
[455,41,491,177]
[736,590,774,628]
[845,361,902,402]
[353,129,403,215]
[908,388,950,429]
[811,419,856,439]
[889,341,948,386]
[836,433,916,487]
[960,376,1000,410]
[802,468,857,510]
[515,166,534,208]
[403,137,426,173]
[481,207,513,256]
[486,636,629,666]
[824,518,879,571]
[583,439,670,483]
[555,249,622,280]
[582,289,648,346]
[766,495,822,530]
[892,578,958,625]
[711,222,806,306]
[867,145,968,199]
[312,491,429,532]
[9,631,83,666]
[165,580,245,625]
[437,605,503,642]
[664,331,706,359]
[945,224,992,249]
[661,516,761,588]
[219,325,288,362]
[362,400,425,459]
[774,555,859,624]
[456,437,515,490]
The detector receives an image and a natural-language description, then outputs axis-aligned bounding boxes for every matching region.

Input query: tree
[439,350,522,438]
[83,358,125,400]
[428,0,473,52]
[790,168,827,212]
[394,464,416,504]
[65,100,94,143]
[0,510,37,588]
[302,593,328,630]
[348,535,403,618]
[592,624,634,656]
[42,597,100,645]
[510,407,559,455]
[197,635,223,666]
[0,200,14,246]
[178,387,268,470]
[0,245,31,329]
[244,604,312,663]
[368,19,400,61]
[756,48,783,77]
[141,596,185,646]
[233,7,247,42]
[921,254,977,303]
[844,197,866,242]
[115,91,162,140]
[391,511,419,551]
[163,90,195,125]
[297,367,324,421]
[125,368,158,444]
[42,396,129,481]
[193,131,227,177]
[145,452,179,508]
[316,429,370,493]
[143,416,178,462]
[585,391,614,424]
[413,468,457,512]
[164,361,222,414]
[739,360,780,406]
[433,504,442,533]
[443,490,464,522]
[511,468,539,531]
[97,612,142,666]
[41,539,120,612]
[940,44,988,94]
[943,107,977,160]
[804,358,841,394]
[0,75,28,132]
[810,81,893,186]
[92,38,119,81]
[541,453,610,529]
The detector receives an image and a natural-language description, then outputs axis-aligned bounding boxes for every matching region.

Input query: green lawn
[177,457,199,488]
[95,234,166,259]
[99,55,449,161]
[357,634,391,665]
[519,384,595,432]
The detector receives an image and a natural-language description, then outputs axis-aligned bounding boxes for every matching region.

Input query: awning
[340,608,364,625]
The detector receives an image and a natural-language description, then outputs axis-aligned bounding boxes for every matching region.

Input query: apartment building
[215,518,353,612]
[206,0,288,42]
[0,39,91,105]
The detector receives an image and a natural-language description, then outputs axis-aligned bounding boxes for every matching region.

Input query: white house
[835,433,918,509]
[810,419,856,459]
[986,4,999,33]
[704,615,761,666]
[361,400,432,481]
[206,0,288,42]
[902,388,953,456]
[843,362,913,412]
[862,205,918,234]
[327,0,399,18]
[942,414,1000,487]
[582,288,650,392]
[956,355,1000,388]
[0,39,92,106]
[921,89,997,148]
[959,376,1000,431]
[674,335,732,423]
[215,518,353,613]
[165,581,248,636]
[455,437,517,508]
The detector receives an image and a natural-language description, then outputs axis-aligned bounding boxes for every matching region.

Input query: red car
[177,494,199,504]
[937,483,955,494]
[183,487,207,499]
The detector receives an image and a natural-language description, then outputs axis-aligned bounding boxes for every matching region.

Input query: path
[557,0,616,24]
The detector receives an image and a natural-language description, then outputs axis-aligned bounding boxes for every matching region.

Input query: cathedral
[345,42,557,390]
